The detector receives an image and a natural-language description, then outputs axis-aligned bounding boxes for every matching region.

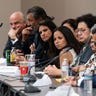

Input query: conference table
[0,74,95,96]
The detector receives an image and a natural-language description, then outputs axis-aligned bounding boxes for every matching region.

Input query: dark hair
[54,26,81,54]
[76,13,96,29]
[39,20,57,32]
[61,18,77,30]
[27,6,54,20]
[38,19,57,43]
[38,20,58,59]
[91,24,96,34]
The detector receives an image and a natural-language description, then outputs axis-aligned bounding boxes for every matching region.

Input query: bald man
[3,11,26,57]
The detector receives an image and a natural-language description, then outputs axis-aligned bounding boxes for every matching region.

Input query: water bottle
[61,58,69,82]
[84,68,93,93]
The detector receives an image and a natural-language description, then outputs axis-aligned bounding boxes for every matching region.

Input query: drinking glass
[25,54,35,75]
[19,61,29,80]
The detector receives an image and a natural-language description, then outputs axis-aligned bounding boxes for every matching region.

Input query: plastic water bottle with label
[61,58,69,82]
[84,68,93,93]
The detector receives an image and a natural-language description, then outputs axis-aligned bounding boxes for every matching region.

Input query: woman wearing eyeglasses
[72,14,96,74]
[65,29,96,88]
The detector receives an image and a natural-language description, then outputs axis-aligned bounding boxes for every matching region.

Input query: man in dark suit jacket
[3,11,26,57]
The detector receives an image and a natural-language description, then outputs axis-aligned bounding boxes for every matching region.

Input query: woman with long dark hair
[44,26,81,76]
[30,19,58,67]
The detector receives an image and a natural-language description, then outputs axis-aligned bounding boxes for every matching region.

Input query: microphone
[23,47,71,93]
[83,54,96,75]
[22,59,52,93]
[39,47,71,71]
[0,22,3,27]
[23,58,52,82]
[72,54,96,80]
[24,47,71,82]
[22,64,41,93]
[35,58,52,67]
[70,35,92,68]
[91,24,96,34]
[24,82,41,93]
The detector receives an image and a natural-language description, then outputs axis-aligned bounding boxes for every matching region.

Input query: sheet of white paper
[45,85,79,96]
[0,58,7,66]
[33,74,52,86]
[77,77,84,86]
[0,66,20,77]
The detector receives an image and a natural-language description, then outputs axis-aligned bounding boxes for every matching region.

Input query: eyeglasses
[75,28,89,33]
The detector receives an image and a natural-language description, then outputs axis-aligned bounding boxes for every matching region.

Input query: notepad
[0,66,20,77]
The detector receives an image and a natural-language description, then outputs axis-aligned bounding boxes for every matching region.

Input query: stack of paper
[0,66,20,77]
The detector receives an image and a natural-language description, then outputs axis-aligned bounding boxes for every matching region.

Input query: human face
[75,22,90,43]
[90,34,96,52]
[9,14,26,30]
[54,31,67,50]
[26,13,38,27]
[39,25,52,42]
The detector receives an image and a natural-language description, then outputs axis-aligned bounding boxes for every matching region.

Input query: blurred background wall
[21,0,96,25]
[0,0,96,57]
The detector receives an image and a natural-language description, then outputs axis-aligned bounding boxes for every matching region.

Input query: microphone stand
[24,65,36,82]
[23,57,52,92]
[73,54,96,82]
[24,81,41,93]
[23,58,52,82]
[40,55,60,71]
[0,22,3,27]
[40,47,71,71]
[24,65,41,93]
[23,47,71,93]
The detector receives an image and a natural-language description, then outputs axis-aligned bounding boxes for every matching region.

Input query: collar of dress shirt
[11,38,18,44]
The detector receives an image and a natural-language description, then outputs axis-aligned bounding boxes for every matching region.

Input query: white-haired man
[3,11,26,57]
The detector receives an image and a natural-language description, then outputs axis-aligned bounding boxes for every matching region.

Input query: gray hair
[91,24,96,34]
[10,11,25,21]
